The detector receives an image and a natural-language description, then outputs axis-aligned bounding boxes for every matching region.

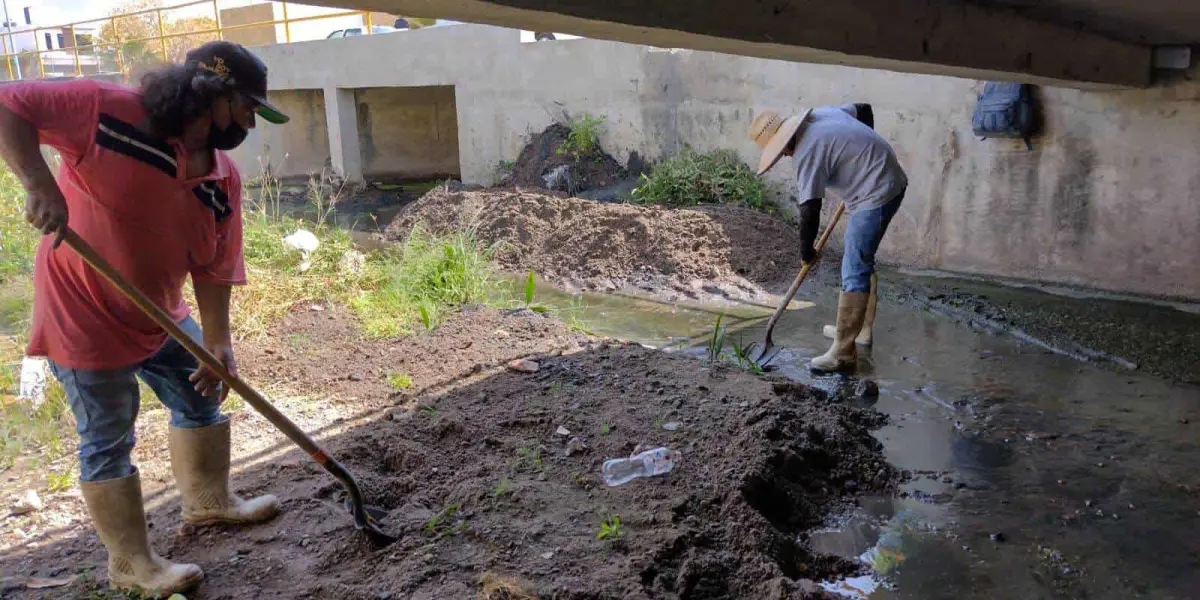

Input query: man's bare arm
[0,103,68,243]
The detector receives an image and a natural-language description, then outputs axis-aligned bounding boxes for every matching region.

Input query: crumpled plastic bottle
[601,447,678,486]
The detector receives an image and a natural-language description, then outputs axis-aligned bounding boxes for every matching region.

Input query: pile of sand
[386,187,803,298]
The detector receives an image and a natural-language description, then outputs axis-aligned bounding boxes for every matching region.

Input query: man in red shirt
[0,42,289,595]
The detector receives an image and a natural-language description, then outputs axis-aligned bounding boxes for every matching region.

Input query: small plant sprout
[388,373,413,390]
[524,269,536,306]
[493,476,511,498]
[597,515,623,541]
[706,314,726,365]
[425,502,463,538]
[599,423,612,436]
[516,446,544,473]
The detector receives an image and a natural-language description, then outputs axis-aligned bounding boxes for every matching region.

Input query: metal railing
[0,1,384,81]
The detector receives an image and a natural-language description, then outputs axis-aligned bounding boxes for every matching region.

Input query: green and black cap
[186,41,289,125]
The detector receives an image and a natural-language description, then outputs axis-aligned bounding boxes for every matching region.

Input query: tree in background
[96,0,217,81]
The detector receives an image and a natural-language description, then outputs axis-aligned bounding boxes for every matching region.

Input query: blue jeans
[49,316,226,482]
[842,188,906,293]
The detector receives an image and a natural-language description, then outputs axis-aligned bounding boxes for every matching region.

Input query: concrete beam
[327,0,1151,88]
[323,87,363,183]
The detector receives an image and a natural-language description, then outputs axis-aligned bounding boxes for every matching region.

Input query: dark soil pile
[386,187,803,298]
[507,123,628,193]
[3,306,895,600]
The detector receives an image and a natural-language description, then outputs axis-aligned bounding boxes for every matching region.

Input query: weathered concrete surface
[240,27,1200,300]
[967,0,1200,45]
[230,88,329,179]
[314,0,1152,87]
[355,86,460,179]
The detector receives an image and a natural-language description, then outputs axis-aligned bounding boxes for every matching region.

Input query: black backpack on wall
[972,82,1037,150]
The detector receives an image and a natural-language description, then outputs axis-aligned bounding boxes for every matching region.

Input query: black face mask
[208,121,248,151]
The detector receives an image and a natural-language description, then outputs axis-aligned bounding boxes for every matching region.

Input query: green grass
[46,463,75,493]
[0,167,39,283]
[705,314,763,374]
[558,113,606,159]
[515,446,544,473]
[351,223,498,338]
[387,372,413,390]
[425,502,463,538]
[631,148,773,211]
[493,476,511,498]
[493,159,516,185]
[0,368,73,470]
[0,162,75,471]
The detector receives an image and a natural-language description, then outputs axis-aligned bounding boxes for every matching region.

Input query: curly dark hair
[139,62,233,139]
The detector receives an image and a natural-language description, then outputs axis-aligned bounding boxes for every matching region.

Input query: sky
[11,0,279,28]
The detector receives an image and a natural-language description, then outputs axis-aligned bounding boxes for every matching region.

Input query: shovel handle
[761,202,846,339]
[61,229,322,453]
[63,228,395,543]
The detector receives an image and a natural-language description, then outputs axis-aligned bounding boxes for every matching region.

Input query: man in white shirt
[748,104,908,372]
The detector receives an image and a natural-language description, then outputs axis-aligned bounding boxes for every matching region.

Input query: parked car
[326,25,398,38]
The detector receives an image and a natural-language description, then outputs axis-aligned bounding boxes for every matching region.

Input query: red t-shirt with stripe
[0,79,246,370]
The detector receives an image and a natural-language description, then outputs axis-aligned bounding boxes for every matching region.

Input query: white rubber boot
[168,420,280,526]
[823,274,876,346]
[811,291,870,372]
[80,471,204,595]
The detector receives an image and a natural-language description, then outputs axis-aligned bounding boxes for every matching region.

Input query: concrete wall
[241,26,1200,300]
[355,86,460,178]
[220,4,279,48]
[230,89,329,179]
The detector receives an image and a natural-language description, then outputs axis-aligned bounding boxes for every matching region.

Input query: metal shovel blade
[344,496,400,546]
[752,341,781,369]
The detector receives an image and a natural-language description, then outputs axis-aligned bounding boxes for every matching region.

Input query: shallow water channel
[524,278,1199,599]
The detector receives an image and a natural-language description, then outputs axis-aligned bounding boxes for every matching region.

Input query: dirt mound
[386,188,803,299]
[2,307,895,600]
[507,123,627,193]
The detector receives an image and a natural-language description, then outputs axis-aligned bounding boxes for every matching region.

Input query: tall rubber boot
[823,274,877,345]
[80,471,204,595]
[168,421,280,526]
[811,291,870,372]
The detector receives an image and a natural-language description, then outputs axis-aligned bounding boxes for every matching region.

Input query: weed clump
[351,223,497,338]
[557,113,606,159]
[632,148,771,211]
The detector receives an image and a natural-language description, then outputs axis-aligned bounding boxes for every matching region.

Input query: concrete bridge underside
[310,0,1199,88]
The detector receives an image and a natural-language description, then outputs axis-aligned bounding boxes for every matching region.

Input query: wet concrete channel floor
[527,277,1200,599]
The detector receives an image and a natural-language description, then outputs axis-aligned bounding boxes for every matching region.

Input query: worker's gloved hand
[798,198,822,263]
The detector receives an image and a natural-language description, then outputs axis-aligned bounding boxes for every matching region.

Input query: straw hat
[748,108,812,176]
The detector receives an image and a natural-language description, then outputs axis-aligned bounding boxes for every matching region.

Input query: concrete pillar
[323,86,363,183]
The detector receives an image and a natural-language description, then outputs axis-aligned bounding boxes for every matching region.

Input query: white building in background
[1,4,100,78]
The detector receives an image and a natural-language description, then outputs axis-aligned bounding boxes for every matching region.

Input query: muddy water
[528,281,1200,599]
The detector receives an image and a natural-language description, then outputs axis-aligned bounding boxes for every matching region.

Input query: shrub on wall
[631,148,771,211]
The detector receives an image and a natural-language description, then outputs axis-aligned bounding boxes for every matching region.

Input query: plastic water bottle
[602,447,678,486]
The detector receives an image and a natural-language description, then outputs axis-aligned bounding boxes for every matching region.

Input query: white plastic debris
[11,489,43,515]
[284,229,320,272]
[18,357,48,407]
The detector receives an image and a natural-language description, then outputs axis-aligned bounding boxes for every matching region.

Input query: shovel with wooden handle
[752,202,845,368]
[61,228,398,547]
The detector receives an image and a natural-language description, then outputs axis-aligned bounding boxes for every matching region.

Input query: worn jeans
[48,316,225,482]
[842,188,906,293]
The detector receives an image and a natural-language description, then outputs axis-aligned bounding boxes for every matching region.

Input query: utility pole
[2,0,22,79]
